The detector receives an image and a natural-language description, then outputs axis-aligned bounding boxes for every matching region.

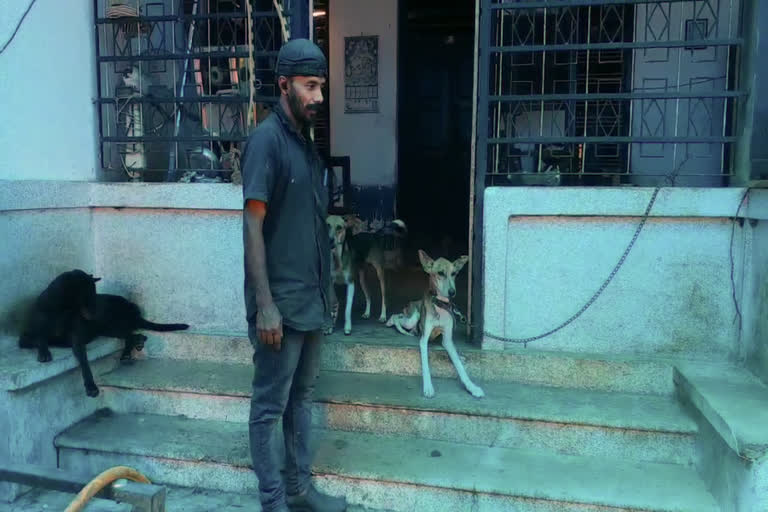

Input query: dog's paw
[467,384,485,398]
[423,382,435,398]
[323,326,334,335]
[361,311,371,319]
[344,329,351,336]
[86,386,100,398]
[378,314,387,323]
[37,350,53,363]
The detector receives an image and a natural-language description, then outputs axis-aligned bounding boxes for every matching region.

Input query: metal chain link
[480,159,692,346]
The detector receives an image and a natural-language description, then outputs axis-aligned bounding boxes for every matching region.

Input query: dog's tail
[377,219,408,238]
[390,219,407,237]
[138,318,189,332]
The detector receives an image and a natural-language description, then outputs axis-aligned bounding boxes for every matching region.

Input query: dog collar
[430,295,467,324]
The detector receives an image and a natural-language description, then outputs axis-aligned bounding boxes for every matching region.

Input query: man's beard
[287,85,319,127]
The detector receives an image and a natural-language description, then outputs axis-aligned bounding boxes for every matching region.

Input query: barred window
[95,0,295,183]
[477,0,745,187]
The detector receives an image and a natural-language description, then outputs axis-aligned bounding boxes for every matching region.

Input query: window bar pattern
[477,0,745,187]
[95,0,287,182]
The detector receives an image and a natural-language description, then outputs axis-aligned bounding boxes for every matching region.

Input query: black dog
[18,269,100,363]
[74,293,189,397]
[19,270,189,397]
[82,293,190,361]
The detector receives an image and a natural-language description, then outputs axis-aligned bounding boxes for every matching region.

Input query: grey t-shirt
[241,104,331,332]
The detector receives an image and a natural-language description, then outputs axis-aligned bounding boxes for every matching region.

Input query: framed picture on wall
[344,35,379,113]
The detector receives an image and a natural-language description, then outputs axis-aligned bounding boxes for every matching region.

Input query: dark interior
[397,0,475,264]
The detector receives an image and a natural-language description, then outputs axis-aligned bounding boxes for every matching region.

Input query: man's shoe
[286,484,347,512]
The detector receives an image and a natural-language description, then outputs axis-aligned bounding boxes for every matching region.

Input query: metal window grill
[312,0,331,159]
[476,0,746,187]
[95,0,293,182]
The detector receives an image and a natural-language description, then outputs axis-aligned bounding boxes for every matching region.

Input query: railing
[476,0,746,188]
[94,0,289,182]
[470,0,747,343]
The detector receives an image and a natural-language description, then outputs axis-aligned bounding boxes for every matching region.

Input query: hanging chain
[478,159,693,346]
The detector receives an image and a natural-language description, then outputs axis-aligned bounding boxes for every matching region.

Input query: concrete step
[673,362,768,512]
[157,485,388,512]
[0,335,122,392]
[675,361,768,461]
[55,411,719,512]
[99,359,698,465]
[0,485,387,512]
[0,488,132,512]
[140,329,677,395]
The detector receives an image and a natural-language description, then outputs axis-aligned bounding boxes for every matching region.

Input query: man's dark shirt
[241,104,331,332]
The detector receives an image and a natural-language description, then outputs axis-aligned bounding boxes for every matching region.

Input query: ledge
[0,336,123,391]
[2,180,766,219]
[0,181,242,212]
[674,361,768,462]
[484,186,757,219]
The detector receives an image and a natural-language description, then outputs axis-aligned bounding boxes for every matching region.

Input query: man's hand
[257,302,283,350]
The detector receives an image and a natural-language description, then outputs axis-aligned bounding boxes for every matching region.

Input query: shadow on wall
[0,296,35,337]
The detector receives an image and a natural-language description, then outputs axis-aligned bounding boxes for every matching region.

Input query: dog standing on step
[326,214,407,335]
[386,250,484,399]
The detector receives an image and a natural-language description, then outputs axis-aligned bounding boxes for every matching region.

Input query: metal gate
[470,0,745,341]
[94,0,303,182]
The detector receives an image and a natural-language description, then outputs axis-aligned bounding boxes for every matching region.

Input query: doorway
[397,0,475,262]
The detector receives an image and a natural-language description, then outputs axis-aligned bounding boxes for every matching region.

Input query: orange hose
[64,466,151,512]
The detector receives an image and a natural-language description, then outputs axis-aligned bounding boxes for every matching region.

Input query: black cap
[275,38,327,78]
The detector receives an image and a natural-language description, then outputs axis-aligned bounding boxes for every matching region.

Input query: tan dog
[326,214,407,335]
[386,250,484,399]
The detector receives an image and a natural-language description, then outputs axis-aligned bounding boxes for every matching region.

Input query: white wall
[741,190,768,383]
[0,209,95,335]
[329,0,398,187]
[5,181,767,368]
[483,187,751,360]
[0,181,245,337]
[0,0,98,181]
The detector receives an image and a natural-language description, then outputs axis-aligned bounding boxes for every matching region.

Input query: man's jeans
[248,324,323,512]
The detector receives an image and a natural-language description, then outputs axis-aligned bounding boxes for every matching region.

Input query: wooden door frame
[468,0,490,345]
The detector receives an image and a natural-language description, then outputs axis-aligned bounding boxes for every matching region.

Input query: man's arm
[244,200,272,308]
[244,199,283,348]
[241,128,283,348]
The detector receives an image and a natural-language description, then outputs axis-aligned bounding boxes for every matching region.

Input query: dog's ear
[452,255,469,274]
[91,276,101,283]
[343,215,363,227]
[418,250,434,273]
[344,215,365,235]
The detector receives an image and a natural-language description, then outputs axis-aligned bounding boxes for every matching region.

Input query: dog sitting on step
[19,270,189,397]
[386,250,484,399]
[18,269,99,363]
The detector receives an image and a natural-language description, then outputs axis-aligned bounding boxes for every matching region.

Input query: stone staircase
[0,488,132,512]
[44,324,768,512]
[0,485,380,512]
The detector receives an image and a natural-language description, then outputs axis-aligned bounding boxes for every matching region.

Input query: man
[241,39,346,512]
